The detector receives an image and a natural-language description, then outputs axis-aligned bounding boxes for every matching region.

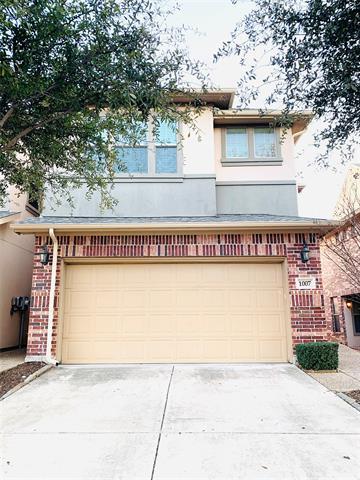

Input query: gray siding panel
[43,177,217,217]
[216,183,298,216]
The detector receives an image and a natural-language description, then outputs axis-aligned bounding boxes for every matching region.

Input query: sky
[167,0,352,219]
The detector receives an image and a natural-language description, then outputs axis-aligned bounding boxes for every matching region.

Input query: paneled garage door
[61,262,289,363]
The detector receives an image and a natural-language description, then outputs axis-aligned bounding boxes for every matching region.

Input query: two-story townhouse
[12,90,335,364]
[0,187,36,350]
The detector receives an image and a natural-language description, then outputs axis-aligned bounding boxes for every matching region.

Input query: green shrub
[295,342,339,370]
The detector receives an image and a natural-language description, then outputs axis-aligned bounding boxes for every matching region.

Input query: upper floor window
[222,126,281,166]
[225,128,248,158]
[115,127,148,174]
[26,184,41,215]
[115,119,179,176]
[155,121,177,174]
[254,128,277,158]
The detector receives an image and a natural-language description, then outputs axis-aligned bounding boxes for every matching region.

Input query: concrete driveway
[1,364,360,479]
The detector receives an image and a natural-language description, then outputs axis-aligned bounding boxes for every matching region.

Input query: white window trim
[114,119,183,178]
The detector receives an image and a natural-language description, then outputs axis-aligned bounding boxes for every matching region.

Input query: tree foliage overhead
[0,0,204,208]
[216,0,360,162]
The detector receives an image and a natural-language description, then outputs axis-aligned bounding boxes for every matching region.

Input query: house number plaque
[295,278,316,290]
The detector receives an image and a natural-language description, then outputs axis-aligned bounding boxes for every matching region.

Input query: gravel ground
[0,362,45,398]
[347,390,360,403]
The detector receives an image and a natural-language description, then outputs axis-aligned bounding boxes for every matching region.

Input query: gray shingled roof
[0,211,17,219]
[17,213,331,225]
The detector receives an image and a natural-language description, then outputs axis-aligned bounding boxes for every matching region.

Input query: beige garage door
[61,262,289,363]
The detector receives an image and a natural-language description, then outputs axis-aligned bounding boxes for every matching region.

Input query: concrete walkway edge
[1,364,53,401]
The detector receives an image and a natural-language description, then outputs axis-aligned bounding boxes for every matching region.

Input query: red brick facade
[27,231,331,360]
[321,233,360,345]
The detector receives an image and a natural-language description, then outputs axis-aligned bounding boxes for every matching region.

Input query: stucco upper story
[42,90,311,219]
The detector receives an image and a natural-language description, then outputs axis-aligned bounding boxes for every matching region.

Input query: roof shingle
[17,213,331,225]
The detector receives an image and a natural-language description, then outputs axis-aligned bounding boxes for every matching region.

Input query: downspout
[45,228,58,365]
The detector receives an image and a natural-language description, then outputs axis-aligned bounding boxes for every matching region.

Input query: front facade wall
[216,182,298,216]
[43,179,299,218]
[43,176,217,218]
[27,231,330,361]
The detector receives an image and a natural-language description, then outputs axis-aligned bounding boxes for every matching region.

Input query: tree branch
[0,107,14,128]
[1,110,72,151]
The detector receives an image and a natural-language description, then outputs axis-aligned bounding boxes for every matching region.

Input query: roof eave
[172,89,236,109]
[214,109,313,118]
[11,220,337,235]
[0,212,21,225]
[213,110,313,138]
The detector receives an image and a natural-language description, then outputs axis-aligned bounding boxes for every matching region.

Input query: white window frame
[114,119,183,178]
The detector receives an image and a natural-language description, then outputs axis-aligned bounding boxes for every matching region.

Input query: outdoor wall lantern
[300,242,310,263]
[346,300,353,309]
[38,244,50,265]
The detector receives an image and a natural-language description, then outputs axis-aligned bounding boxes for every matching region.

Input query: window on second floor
[155,121,177,174]
[114,119,179,176]
[26,184,41,215]
[222,126,281,165]
[254,128,277,158]
[115,128,148,174]
[225,128,248,158]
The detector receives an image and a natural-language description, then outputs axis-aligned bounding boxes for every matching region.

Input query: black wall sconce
[300,242,310,263]
[37,244,50,265]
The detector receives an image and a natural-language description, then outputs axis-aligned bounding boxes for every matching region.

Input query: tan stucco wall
[2,184,30,212]
[0,209,34,349]
[214,127,296,182]
[182,108,215,175]
[180,109,298,181]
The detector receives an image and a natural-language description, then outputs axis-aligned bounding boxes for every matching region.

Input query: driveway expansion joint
[150,365,174,480]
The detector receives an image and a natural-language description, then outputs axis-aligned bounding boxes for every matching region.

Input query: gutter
[11,220,338,235]
[45,228,58,365]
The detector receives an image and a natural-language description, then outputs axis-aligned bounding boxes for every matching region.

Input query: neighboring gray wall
[216,181,299,216]
[43,176,217,217]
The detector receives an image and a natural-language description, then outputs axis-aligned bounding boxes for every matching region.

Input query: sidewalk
[308,344,360,392]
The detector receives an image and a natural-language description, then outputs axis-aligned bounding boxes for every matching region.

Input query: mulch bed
[0,362,45,398]
[346,390,360,403]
